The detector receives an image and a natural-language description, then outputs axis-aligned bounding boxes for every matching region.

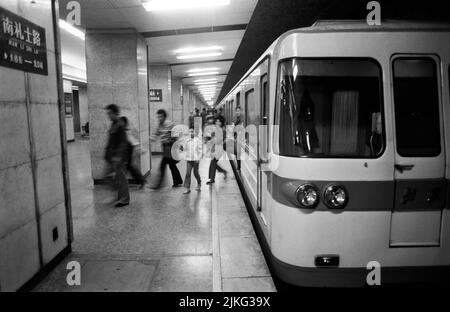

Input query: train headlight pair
[295,184,348,209]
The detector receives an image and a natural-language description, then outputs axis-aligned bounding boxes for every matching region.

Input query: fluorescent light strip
[177,52,222,60]
[175,46,222,54]
[188,71,219,77]
[195,82,218,86]
[188,67,219,73]
[194,78,218,83]
[143,0,230,11]
[59,19,85,40]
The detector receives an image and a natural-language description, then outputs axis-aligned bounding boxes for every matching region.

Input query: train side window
[236,92,241,111]
[245,89,256,152]
[261,75,269,156]
[392,57,441,157]
[230,100,234,123]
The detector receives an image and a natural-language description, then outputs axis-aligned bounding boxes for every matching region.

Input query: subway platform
[32,137,276,292]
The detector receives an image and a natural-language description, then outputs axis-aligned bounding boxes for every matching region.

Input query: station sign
[0,6,48,75]
[149,89,163,102]
[64,92,73,115]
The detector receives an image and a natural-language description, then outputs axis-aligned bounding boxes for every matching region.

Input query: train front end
[268,26,450,287]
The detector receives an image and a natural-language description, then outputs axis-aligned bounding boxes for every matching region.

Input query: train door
[390,55,446,247]
[258,74,269,221]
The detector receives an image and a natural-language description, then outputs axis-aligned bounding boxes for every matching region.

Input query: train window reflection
[392,57,441,157]
[275,58,384,158]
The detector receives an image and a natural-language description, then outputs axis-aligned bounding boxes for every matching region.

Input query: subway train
[218,20,450,287]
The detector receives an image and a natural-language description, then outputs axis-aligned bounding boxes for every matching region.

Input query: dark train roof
[301,19,450,32]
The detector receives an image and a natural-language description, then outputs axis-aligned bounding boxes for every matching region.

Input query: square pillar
[86,30,150,181]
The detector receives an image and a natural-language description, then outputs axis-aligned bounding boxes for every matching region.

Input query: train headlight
[296,184,319,209]
[323,184,348,209]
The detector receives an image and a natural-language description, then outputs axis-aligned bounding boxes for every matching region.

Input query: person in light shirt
[181,128,203,194]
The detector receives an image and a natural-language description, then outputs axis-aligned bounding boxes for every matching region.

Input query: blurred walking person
[121,116,146,189]
[104,104,130,207]
[206,115,228,185]
[150,109,183,188]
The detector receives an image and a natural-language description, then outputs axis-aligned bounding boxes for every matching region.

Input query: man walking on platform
[104,104,130,207]
[150,109,183,189]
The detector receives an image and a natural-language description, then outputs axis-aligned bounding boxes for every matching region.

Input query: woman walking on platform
[206,115,228,185]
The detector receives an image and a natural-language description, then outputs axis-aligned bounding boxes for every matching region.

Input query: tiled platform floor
[33,137,275,292]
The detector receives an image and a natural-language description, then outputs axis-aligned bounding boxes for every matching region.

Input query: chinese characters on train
[0,7,48,75]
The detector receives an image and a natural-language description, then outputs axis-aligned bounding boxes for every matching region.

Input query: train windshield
[275,58,384,158]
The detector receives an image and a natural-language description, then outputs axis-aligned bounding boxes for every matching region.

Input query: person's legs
[128,163,145,184]
[153,157,168,189]
[104,159,115,180]
[215,160,228,179]
[126,145,145,185]
[215,161,226,173]
[208,158,217,182]
[184,161,193,189]
[193,161,201,190]
[168,157,183,186]
[113,161,130,205]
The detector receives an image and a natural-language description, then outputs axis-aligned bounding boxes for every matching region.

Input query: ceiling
[218,0,450,103]
[59,0,258,104]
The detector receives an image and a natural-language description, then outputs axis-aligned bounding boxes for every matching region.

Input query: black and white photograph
[1,0,450,306]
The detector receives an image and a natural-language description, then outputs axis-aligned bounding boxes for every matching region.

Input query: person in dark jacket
[120,116,146,189]
[104,104,130,207]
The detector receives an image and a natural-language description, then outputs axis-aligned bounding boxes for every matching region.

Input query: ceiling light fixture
[194,78,218,83]
[177,52,222,60]
[195,82,218,86]
[188,68,219,73]
[59,19,85,40]
[188,71,219,77]
[175,46,222,54]
[143,0,230,11]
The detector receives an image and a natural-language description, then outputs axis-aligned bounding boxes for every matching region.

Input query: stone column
[171,77,185,126]
[148,64,172,153]
[86,30,150,181]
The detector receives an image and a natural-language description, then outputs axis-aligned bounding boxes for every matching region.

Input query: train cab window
[392,57,441,157]
[275,58,384,158]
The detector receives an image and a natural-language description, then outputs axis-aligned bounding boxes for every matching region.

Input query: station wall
[0,0,70,291]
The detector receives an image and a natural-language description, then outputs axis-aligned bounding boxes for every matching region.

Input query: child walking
[182,128,203,194]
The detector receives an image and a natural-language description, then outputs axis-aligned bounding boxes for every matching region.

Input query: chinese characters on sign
[0,7,48,75]
[149,89,163,102]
